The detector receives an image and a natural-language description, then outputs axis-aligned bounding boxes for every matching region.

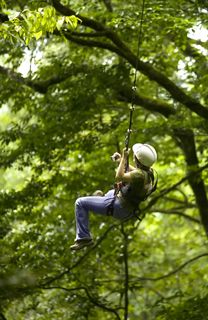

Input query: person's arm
[115,148,137,183]
[128,164,136,171]
[111,152,136,171]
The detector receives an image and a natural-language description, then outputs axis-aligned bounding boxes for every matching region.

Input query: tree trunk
[174,129,208,235]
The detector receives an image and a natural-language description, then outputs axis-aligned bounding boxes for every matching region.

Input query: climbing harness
[107,168,158,219]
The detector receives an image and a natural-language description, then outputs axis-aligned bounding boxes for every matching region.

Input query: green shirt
[119,169,151,211]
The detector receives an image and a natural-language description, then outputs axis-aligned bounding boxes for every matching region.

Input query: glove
[111,152,121,162]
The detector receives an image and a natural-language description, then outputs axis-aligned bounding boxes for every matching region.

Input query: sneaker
[70,238,94,251]
[92,190,103,196]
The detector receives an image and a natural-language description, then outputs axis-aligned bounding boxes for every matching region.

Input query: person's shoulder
[130,169,144,179]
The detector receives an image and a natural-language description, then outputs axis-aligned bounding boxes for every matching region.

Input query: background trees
[0,0,208,319]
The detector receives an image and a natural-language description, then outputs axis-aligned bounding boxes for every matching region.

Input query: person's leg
[70,190,132,250]
[74,191,115,241]
[113,197,134,220]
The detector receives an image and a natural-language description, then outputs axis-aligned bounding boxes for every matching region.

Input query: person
[70,143,157,250]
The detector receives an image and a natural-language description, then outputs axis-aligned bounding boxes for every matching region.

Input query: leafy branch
[102,0,113,12]
[41,285,122,320]
[41,223,117,286]
[0,6,79,45]
[0,313,7,320]
[0,63,177,119]
[0,64,90,94]
[144,162,208,212]
[41,286,121,320]
[149,208,200,223]
[51,0,208,120]
[131,253,208,282]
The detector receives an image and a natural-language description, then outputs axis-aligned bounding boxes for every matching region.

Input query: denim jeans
[74,189,133,240]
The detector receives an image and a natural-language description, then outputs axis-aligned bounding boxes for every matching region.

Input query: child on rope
[70,143,157,250]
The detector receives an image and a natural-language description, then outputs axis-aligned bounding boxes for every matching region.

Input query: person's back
[118,168,153,211]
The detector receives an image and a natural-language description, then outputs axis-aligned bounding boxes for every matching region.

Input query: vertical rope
[125,0,146,171]
[130,0,146,112]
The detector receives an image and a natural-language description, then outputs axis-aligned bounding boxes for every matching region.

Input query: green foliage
[0,6,79,45]
[0,0,208,319]
[157,293,208,320]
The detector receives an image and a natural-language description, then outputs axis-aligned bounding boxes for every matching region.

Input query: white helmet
[132,143,157,167]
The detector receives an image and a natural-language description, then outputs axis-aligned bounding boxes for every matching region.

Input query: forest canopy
[0,0,208,319]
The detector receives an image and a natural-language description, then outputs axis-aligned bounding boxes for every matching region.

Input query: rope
[125,0,146,171]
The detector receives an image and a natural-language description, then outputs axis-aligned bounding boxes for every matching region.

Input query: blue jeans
[74,189,133,240]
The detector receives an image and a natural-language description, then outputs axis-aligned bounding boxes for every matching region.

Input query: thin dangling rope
[125,0,146,171]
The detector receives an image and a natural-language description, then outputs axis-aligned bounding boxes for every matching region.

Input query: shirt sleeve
[129,169,144,181]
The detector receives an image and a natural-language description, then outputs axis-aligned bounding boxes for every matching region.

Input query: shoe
[92,190,103,196]
[70,238,94,251]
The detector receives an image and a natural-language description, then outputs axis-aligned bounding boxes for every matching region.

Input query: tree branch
[102,0,113,12]
[0,13,9,23]
[144,162,208,212]
[174,128,208,235]
[41,224,116,286]
[183,41,206,60]
[117,86,176,118]
[132,253,208,282]
[131,284,165,299]
[0,62,177,120]
[63,31,122,56]
[169,34,207,60]
[149,209,200,223]
[71,31,108,37]
[0,65,50,93]
[51,0,208,119]
[41,285,121,319]
[51,0,105,31]
[0,64,89,94]
[163,196,195,207]
[0,313,7,320]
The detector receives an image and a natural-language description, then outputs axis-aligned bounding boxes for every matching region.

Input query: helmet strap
[135,158,150,171]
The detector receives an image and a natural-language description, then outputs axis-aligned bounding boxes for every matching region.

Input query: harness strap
[106,197,116,216]
[107,169,158,218]
[142,169,158,200]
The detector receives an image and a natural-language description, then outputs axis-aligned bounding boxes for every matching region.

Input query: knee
[75,197,84,207]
